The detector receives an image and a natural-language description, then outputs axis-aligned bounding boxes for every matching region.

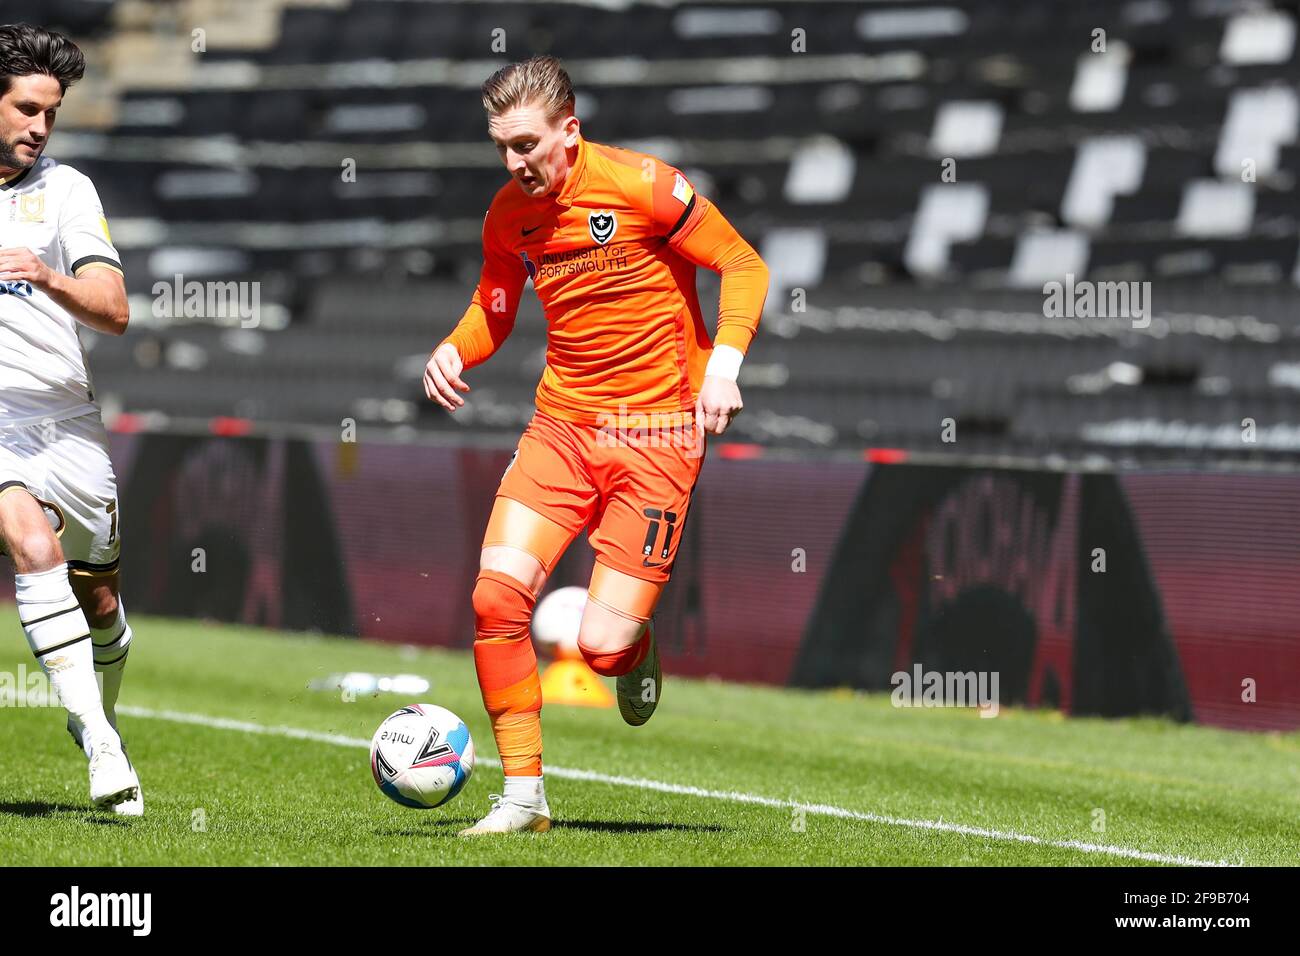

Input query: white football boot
[86,733,140,809]
[616,619,662,726]
[70,717,144,816]
[458,793,552,836]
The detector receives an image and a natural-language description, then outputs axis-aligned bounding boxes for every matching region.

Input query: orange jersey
[440,136,769,426]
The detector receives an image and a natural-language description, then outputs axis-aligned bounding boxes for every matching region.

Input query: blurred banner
[5,432,1291,731]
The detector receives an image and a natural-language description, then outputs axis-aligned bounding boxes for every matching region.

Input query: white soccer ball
[369,703,474,809]
[532,585,587,657]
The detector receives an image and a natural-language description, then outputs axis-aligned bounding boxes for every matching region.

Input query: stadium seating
[38,0,1300,461]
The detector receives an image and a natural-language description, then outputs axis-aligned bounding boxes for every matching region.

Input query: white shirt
[0,155,123,427]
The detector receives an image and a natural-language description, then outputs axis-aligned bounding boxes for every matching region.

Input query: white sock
[90,597,132,721]
[16,565,114,744]
[504,775,546,808]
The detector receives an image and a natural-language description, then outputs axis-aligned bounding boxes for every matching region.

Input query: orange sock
[472,569,543,776]
[579,625,650,677]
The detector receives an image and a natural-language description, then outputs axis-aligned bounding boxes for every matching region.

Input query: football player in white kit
[0,24,141,814]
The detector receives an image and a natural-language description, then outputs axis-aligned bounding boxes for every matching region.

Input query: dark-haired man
[0,23,140,815]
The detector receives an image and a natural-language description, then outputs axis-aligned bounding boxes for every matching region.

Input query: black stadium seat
[44,0,1298,460]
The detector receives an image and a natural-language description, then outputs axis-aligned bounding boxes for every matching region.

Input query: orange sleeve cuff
[714,324,757,354]
[442,302,513,370]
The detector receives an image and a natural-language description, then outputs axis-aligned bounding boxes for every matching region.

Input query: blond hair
[481,55,575,121]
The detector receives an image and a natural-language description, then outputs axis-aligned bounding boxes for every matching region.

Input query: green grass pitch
[1,606,1296,866]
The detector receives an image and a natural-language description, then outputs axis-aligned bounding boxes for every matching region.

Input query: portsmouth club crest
[588,210,617,245]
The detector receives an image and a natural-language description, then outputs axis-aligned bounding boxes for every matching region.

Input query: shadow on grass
[375,819,726,838]
[0,801,130,826]
[374,818,477,838]
[555,820,727,835]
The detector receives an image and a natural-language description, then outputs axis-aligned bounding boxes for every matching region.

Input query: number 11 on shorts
[640,507,677,567]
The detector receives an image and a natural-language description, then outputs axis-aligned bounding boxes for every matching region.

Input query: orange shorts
[492,410,706,585]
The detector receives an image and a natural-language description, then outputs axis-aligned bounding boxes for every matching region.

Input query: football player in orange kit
[424,56,769,835]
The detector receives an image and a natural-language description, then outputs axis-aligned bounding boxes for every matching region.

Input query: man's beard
[0,137,39,170]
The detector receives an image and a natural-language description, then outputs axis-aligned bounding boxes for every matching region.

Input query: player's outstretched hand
[424,342,469,411]
[696,375,743,436]
[0,247,53,289]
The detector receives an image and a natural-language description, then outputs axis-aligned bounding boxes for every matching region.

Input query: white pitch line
[119,705,1236,867]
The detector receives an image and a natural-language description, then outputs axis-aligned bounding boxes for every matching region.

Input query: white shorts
[0,413,121,575]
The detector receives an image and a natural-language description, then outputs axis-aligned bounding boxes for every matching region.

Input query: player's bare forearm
[44,269,129,335]
[0,247,128,335]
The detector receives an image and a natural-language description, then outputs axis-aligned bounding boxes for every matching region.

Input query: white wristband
[705,344,744,382]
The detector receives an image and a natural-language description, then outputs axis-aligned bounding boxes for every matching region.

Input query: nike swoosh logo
[642,558,663,568]
[521,224,542,236]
